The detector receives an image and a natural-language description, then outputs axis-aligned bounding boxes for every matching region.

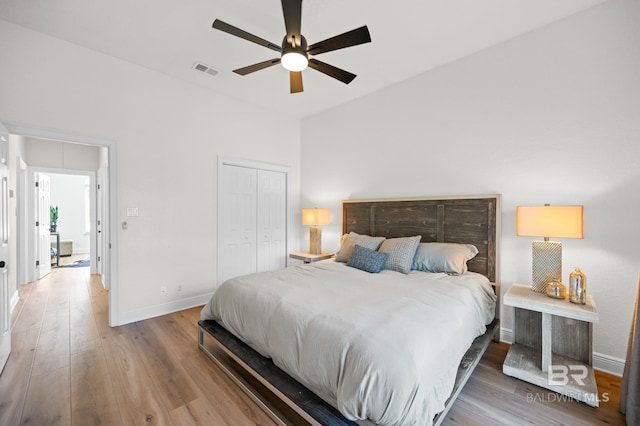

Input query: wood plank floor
[0,267,627,425]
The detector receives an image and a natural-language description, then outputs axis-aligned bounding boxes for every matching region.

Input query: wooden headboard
[341,195,500,282]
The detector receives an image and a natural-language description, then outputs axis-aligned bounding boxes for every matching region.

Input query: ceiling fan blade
[213,19,282,52]
[234,58,281,76]
[308,59,356,84]
[281,0,302,44]
[307,26,371,56]
[290,71,303,93]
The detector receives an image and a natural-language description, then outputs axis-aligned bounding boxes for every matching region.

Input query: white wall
[49,174,90,254]
[301,0,640,372]
[0,19,301,322]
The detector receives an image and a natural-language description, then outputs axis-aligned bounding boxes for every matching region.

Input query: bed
[199,195,500,425]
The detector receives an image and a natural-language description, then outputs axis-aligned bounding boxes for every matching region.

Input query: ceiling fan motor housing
[282,35,307,57]
[281,35,308,71]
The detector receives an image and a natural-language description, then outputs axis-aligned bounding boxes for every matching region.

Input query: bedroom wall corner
[300,0,640,364]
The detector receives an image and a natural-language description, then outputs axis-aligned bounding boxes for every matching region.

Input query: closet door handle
[0,261,5,268]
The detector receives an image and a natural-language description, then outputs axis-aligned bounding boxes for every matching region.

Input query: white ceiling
[0,0,606,119]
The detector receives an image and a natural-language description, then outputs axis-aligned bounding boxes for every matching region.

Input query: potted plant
[50,206,58,232]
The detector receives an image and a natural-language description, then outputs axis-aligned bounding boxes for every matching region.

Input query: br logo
[548,365,588,386]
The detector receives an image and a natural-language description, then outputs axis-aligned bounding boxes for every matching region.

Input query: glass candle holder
[546,279,567,299]
[569,267,587,304]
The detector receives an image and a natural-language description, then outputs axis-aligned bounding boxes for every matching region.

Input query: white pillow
[335,232,385,263]
[411,243,478,275]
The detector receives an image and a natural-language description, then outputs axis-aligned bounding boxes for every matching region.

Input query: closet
[218,160,287,285]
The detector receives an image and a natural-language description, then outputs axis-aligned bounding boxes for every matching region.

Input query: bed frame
[198,195,501,426]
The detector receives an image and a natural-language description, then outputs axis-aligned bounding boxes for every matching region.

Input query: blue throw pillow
[347,245,389,273]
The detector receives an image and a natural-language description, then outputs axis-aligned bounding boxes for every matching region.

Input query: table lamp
[516,205,584,292]
[302,208,330,255]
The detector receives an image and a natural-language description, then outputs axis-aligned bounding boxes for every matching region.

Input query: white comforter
[201,260,496,426]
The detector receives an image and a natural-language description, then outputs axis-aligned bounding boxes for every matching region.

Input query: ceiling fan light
[281,51,308,71]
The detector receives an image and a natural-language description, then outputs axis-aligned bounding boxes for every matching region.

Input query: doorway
[32,171,94,275]
[5,123,119,326]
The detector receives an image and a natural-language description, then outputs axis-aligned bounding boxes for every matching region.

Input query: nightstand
[289,252,333,263]
[502,284,599,406]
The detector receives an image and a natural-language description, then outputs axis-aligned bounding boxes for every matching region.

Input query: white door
[220,165,257,283]
[256,170,286,272]
[36,173,51,279]
[0,126,10,373]
[219,162,288,285]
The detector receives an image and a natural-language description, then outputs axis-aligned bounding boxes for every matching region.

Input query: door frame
[0,125,10,374]
[217,156,290,286]
[4,123,120,326]
[16,157,28,291]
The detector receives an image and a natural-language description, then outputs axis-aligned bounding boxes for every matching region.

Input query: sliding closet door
[218,161,288,286]
[220,165,257,284]
[256,169,286,272]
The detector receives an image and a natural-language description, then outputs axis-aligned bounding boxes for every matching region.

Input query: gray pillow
[378,235,422,274]
[347,245,389,273]
[411,243,479,275]
[335,232,385,263]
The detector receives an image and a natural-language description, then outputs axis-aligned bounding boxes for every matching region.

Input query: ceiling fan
[212,0,371,94]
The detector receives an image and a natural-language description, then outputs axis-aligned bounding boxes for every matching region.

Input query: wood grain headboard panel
[341,196,499,282]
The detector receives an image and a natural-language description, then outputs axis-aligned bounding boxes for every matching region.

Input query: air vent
[193,62,220,76]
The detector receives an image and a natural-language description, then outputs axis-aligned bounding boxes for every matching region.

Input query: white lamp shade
[302,208,330,227]
[516,205,584,239]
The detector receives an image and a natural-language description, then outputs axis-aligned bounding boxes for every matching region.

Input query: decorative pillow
[334,232,385,263]
[335,233,351,261]
[378,235,422,274]
[411,243,479,275]
[347,245,389,273]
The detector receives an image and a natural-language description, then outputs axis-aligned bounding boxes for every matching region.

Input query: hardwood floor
[0,267,627,425]
[441,344,625,426]
[0,267,275,426]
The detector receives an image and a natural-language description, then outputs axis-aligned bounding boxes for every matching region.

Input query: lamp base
[309,227,322,255]
[531,241,562,293]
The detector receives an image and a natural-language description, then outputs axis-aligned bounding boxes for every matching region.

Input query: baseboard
[499,327,625,377]
[500,327,513,344]
[9,289,19,313]
[118,293,213,325]
[593,352,625,377]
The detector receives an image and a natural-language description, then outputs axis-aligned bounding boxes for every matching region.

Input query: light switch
[126,207,139,217]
